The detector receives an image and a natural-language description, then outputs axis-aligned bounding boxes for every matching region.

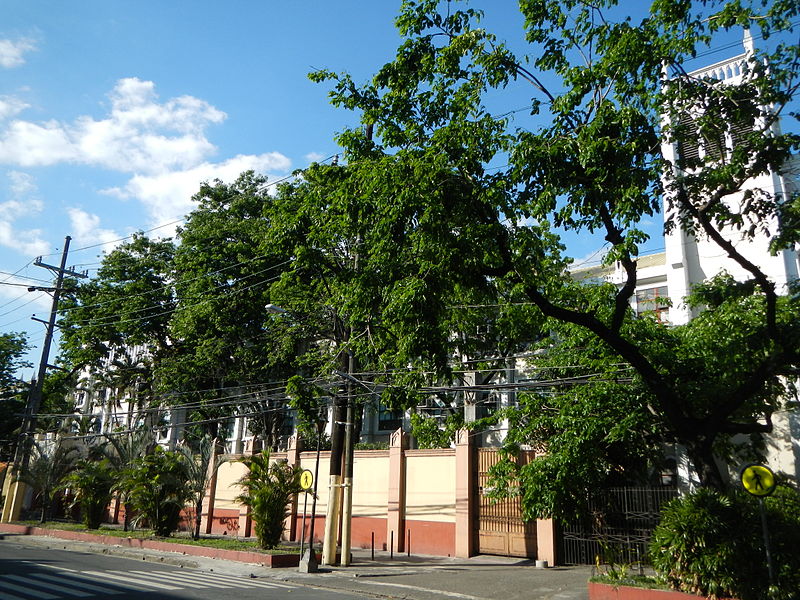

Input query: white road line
[4,574,94,597]
[128,570,233,589]
[0,588,28,600]
[80,570,183,591]
[0,578,59,600]
[27,572,124,596]
[26,565,77,574]
[354,580,486,600]
[130,569,291,590]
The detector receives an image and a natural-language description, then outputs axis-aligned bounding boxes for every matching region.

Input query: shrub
[236,451,302,549]
[62,458,115,529]
[13,437,79,523]
[650,486,800,600]
[120,447,190,536]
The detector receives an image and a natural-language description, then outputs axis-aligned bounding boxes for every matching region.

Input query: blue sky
[0,1,781,378]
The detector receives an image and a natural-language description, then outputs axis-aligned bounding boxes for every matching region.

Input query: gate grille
[475,448,537,558]
[559,487,678,565]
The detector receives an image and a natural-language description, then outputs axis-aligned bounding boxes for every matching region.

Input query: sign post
[298,469,314,557]
[740,464,777,588]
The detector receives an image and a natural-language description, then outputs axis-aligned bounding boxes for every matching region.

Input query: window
[378,405,403,431]
[636,286,670,323]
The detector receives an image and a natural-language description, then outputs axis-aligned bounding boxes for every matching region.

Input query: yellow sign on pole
[740,464,776,497]
[300,469,314,491]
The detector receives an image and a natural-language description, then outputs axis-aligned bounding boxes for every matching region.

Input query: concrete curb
[0,523,302,568]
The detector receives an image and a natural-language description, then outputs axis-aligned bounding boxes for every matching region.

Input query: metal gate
[475,448,537,558]
[559,487,678,565]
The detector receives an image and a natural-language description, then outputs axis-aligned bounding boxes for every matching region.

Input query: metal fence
[558,487,678,566]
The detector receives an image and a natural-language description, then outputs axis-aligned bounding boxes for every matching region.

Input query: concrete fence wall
[198,429,556,563]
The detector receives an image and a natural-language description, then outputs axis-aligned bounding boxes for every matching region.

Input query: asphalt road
[0,538,373,600]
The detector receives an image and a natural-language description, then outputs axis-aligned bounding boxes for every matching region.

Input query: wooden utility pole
[2,236,86,522]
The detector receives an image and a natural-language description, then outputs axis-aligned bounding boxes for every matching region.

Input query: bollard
[407,530,410,557]
[371,531,375,560]
[390,531,394,560]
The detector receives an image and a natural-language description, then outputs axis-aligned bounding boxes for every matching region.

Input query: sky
[0,1,783,379]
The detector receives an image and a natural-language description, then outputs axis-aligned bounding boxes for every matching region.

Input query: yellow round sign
[740,464,776,497]
[300,469,314,491]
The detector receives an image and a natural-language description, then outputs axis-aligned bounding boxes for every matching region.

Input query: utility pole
[2,236,86,522]
[340,124,370,566]
[321,360,346,565]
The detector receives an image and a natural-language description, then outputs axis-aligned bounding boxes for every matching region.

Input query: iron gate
[474,448,538,558]
[559,486,678,565]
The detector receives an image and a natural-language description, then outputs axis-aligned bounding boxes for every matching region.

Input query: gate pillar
[454,428,474,558]
[387,428,407,553]
[536,518,556,565]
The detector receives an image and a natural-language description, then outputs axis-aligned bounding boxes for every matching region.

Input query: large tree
[0,332,30,461]
[163,172,308,443]
[311,0,800,504]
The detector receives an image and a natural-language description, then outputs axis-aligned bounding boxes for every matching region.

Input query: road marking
[80,570,183,591]
[354,580,486,600]
[0,579,58,600]
[14,562,294,596]
[129,569,291,589]
[3,574,93,597]
[0,588,28,600]
[128,569,233,589]
[26,572,124,596]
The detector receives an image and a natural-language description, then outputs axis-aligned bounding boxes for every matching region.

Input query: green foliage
[59,233,176,372]
[0,332,30,461]
[13,437,79,523]
[650,486,800,600]
[62,458,115,529]
[354,441,389,450]
[164,173,296,438]
[410,412,464,449]
[236,450,303,549]
[309,0,800,500]
[101,429,154,531]
[286,376,327,441]
[0,332,29,391]
[176,435,227,540]
[120,447,190,536]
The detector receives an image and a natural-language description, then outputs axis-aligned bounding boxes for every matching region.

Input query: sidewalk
[279,548,592,600]
[1,529,591,600]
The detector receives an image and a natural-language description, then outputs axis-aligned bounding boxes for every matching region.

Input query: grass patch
[15,521,301,555]
[589,574,669,591]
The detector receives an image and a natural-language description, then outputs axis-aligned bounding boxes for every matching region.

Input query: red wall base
[588,582,739,600]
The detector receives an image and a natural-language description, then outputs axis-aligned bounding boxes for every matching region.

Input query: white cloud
[0,77,226,174]
[0,170,47,255]
[0,221,49,256]
[304,152,325,163]
[0,37,37,68]
[0,95,29,121]
[67,207,121,249]
[103,152,292,227]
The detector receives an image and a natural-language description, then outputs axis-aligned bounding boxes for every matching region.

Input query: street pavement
[0,533,592,600]
[0,537,371,600]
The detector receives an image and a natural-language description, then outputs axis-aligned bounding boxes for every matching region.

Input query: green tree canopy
[310,0,800,500]
[0,332,30,461]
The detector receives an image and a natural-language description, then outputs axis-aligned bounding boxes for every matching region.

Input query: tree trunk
[194,499,203,540]
[40,493,50,524]
[123,501,131,531]
[685,437,726,490]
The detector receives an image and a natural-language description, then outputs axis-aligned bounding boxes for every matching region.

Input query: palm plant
[13,436,79,523]
[176,435,227,540]
[119,446,190,536]
[61,458,115,528]
[102,428,154,531]
[236,450,302,549]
